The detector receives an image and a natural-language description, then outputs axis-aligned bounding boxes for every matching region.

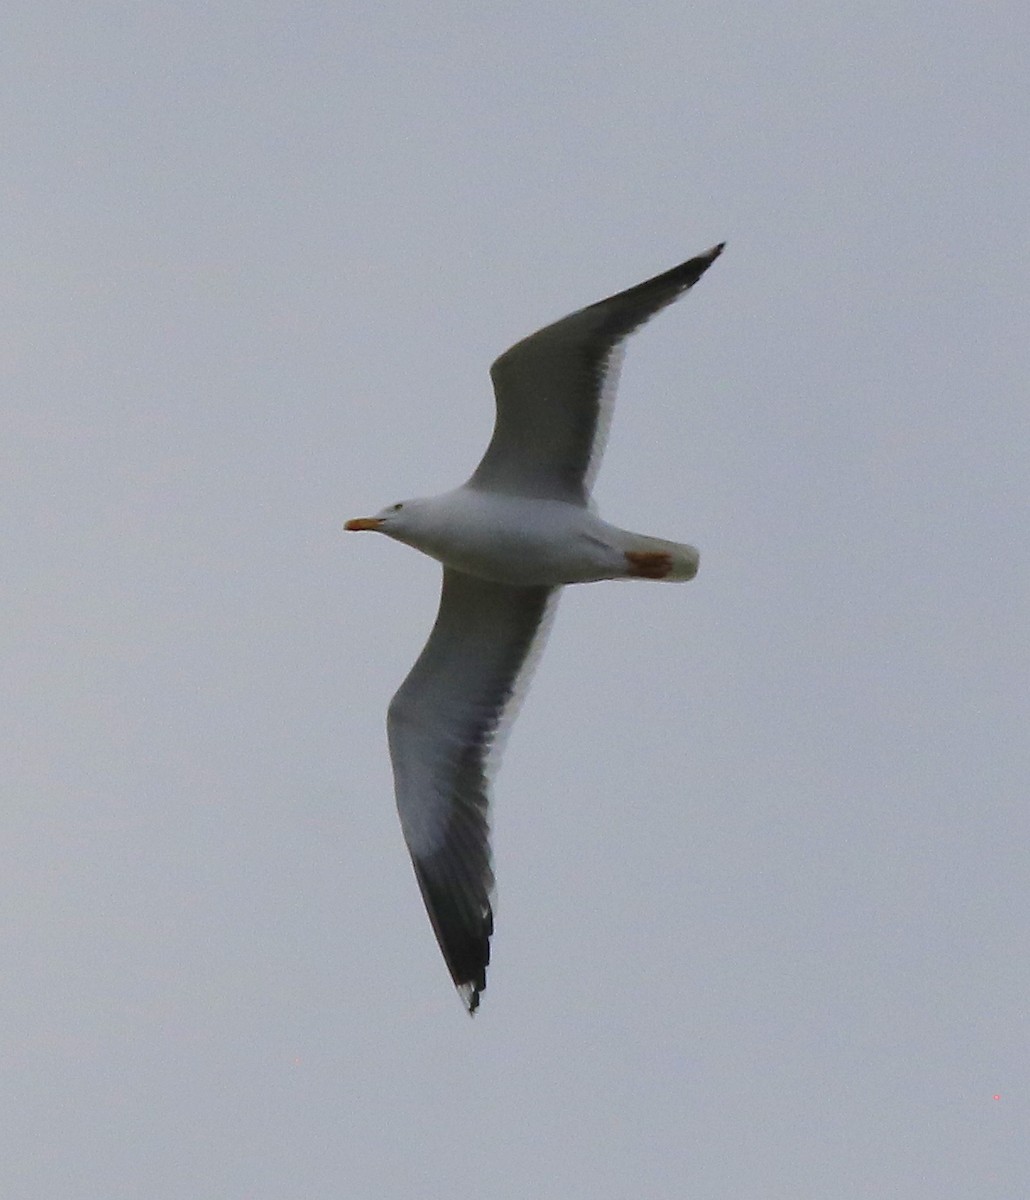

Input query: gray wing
[467,243,724,505]
[387,568,558,1012]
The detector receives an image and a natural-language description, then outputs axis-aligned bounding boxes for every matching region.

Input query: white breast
[404,488,625,586]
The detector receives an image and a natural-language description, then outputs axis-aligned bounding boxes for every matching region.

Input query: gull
[346,243,724,1011]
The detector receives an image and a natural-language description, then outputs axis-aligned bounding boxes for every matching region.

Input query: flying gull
[346,243,724,1011]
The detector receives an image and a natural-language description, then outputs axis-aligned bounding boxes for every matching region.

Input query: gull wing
[387,568,558,1012]
[468,243,724,505]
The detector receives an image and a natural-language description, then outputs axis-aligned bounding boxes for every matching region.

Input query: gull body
[351,488,699,587]
[346,243,724,1011]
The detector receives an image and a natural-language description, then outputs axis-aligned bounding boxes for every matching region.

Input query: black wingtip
[698,242,725,268]
[458,981,482,1015]
[411,857,492,1013]
[659,242,724,296]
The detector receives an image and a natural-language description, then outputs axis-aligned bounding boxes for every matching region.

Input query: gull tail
[621,533,700,581]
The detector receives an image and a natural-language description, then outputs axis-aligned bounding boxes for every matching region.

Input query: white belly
[406,490,626,586]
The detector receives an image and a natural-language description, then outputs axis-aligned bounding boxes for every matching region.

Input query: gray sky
[3,3,1027,1197]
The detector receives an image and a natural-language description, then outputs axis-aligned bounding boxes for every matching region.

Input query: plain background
[3,3,1027,1197]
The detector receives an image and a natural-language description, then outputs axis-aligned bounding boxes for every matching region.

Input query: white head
[344,498,428,543]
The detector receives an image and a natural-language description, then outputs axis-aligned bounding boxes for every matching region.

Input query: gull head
[344,498,422,537]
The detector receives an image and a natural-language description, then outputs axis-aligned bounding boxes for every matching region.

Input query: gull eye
[391,502,404,512]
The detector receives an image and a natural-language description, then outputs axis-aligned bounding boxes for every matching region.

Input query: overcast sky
[3,3,1028,1197]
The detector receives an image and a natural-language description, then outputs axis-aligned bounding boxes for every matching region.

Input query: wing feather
[387,568,557,1012]
[468,244,724,504]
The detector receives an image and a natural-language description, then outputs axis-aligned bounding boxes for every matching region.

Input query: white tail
[621,532,700,581]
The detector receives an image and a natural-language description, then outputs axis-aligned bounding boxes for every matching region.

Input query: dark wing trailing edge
[387,569,557,1012]
[468,243,725,505]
